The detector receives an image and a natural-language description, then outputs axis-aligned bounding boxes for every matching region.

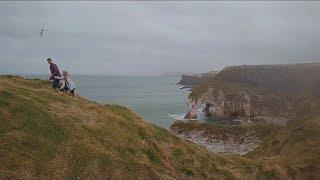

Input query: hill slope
[247,94,320,179]
[1,75,319,179]
[0,75,261,179]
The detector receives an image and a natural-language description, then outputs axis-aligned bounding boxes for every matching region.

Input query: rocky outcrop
[172,129,261,155]
[177,74,202,86]
[177,71,219,87]
[184,99,201,119]
[187,63,320,125]
[199,88,293,126]
[170,120,275,155]
[184,111,197,119]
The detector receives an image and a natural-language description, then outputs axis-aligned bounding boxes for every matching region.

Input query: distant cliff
[177,74,202,86]
[187,63,320,125]
[214,63,320,94]
[177,71,218,87]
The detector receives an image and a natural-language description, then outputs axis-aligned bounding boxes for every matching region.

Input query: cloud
[1,1,320,75]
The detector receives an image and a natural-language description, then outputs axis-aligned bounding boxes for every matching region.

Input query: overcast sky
[1,1,320,75]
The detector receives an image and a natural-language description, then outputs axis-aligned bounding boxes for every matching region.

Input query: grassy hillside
[171,113,320,179]
[247,94,320,179]
[171,101,320,179]
[1,75,319,179]
[171,120,279,142]
[0,75,262,179]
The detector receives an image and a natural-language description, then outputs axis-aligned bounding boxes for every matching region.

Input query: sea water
[22,74,189,129]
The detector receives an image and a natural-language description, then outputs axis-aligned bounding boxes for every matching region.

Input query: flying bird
[40,28,44,37]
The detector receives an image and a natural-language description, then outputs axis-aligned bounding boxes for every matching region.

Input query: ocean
[22,74,189,129]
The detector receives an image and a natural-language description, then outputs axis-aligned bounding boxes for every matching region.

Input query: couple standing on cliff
[47,58,76,96]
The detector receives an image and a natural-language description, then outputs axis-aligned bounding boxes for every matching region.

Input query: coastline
[20,74,190,129]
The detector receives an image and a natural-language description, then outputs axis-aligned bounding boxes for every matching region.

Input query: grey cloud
[1,1,320,75]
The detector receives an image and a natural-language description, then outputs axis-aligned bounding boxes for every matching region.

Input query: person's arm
[54,76,64,80]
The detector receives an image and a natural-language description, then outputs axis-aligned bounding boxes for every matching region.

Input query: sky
[1,1,320,75]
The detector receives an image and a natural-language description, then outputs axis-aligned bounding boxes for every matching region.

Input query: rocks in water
[203,103,212,117]
[177,74,202,86]
[184,111,197,119]
[184,100,199,119]
[179,85,192,91]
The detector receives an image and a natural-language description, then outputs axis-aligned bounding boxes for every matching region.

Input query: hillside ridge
[0,75,260,179]
[1,75,319,179]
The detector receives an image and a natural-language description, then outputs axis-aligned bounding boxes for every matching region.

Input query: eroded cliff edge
[177,72,219,91]
[187,63,320,126]
[171,63,320,159]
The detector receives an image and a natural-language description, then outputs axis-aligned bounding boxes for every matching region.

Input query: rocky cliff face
[198,88,293,126]
[186,63,320,126]
[170,120,277,155]
[171,123,261,155]
[177,71,219,86]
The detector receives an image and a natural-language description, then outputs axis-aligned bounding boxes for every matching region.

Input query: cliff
[170,63,320,178]
[171,103,320,179]
[177,71,219,87]
[188,63,320,125]
[177,74,202,86]
[214,63,320,94]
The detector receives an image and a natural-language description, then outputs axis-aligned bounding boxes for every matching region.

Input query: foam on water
[168,113,185,120]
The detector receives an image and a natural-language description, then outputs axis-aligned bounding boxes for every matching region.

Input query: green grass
[0,75,319,179]
[144,148,161,164]
[172,148,183,158]
[171,120,278,141]
[0,75,261,179]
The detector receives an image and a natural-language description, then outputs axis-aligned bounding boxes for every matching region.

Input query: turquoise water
[23,75,189,129]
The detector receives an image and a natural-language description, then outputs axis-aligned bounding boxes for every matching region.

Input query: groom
[47,58,62,90]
